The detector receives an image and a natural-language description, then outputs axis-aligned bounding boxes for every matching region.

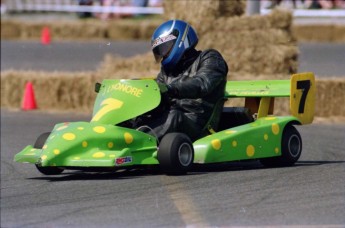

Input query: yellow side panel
[290,72,316,124]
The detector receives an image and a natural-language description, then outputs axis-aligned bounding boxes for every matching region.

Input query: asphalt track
[1,110,345,227]
[0,40,150,72]
[1,41,345,227]
[1,40,345,77]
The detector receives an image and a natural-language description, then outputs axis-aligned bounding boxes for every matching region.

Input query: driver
[136,19,228,141]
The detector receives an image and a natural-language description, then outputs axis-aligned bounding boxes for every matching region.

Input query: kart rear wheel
[260,124,302,167]
[34,132,64,175]
[158,133,194,175]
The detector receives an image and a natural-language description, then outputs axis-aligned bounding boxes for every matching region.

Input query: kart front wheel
[158,133,194,175]
[260,124,302,167]
[34,132,64,175]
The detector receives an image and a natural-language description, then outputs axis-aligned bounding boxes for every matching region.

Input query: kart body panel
[14,73,315,172]
[194,116,299,164]
[14,122,158,167]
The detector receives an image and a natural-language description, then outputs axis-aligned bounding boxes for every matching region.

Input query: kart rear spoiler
[225,72,315,124]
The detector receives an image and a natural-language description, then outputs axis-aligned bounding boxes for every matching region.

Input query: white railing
[262,9,345,18]
[3,0,164,14]
[2,1,345,17]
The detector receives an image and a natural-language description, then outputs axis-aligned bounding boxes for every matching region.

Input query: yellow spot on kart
[26,153,36,155]
[225,130,237,134]
[57,126,68,131]
[265,117,277,121]
[272,123,280,135]
[82,141,88,148]
[108,142,114,148]
[74,157,80,160]
[275,147,280,154]
[93,126,106,133]
[109,154,116,158]
[124,133,133,144]
[41,155,48,160]
[53,149,60,155]
[63,133,76,141]
[77,127,84,130]
[211,139,221,150]
[93,152,105,158]
[264,134,269,141]
[246,145,255,157]
[43,144,48,149]
[232,140,237,147]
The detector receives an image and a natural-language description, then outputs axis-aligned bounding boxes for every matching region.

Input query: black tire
[158,133,194,175]
[34,132,51,149]
[34,132,64,175]
[260,124,302,167]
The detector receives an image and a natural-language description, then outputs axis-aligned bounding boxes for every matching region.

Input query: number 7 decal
[290,73,315,125]
[91,98,123,122]
[296,80,311,114]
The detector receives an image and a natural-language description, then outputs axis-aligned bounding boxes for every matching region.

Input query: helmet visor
[152,34,177,62]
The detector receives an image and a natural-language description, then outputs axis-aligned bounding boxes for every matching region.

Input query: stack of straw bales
[163,0,245,29]
[97,52,160,79]
[1,71,97,112]
[292,24,345,43]
[2,70,344,118]
[315,78,345,117]
[163,0,297,78]
[99,7,297,79]
[199,10,297,78]
[0,19,162,41]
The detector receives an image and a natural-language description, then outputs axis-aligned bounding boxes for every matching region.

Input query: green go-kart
[14,72,315,175]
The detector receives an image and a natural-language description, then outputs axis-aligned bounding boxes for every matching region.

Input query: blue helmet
[151,20,198,71]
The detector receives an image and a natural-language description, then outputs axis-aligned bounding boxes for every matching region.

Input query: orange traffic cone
[41,26,51,45]
[22,82,37,110]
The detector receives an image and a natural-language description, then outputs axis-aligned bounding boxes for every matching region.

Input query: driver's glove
[158,83,169,93]
[157,83,178,97]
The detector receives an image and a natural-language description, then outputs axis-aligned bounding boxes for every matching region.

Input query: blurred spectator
[98,0,131,20]
[266,0,305,9]
[98,0,162,20]
[1,0,6,15]
[148,0,163,7]
[132,0,148,7]
[78,0,94,18]
[306,0,345,9]
[131,0,148,17]
[266,0,345,9]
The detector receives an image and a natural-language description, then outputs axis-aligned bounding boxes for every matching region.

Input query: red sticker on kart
[115,156,132,166]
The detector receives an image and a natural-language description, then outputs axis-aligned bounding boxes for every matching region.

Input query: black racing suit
[139,48,228,141]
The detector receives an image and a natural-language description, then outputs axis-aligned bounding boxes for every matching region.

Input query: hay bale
[197,9,297,77]
[107,21,140,40]
[0,20,21,39]
[315,78,345,117]
[98,9,296,79]
[107,20,162,40]
[1,71,97,112]
[0,19,160,41]
[163,0,245,33]
[97,52,160,78]
[292,24,345,43]
[2,70,345,120]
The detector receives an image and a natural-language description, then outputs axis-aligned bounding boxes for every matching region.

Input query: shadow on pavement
[28,160,345,182]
